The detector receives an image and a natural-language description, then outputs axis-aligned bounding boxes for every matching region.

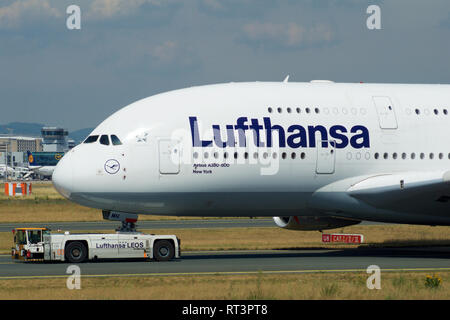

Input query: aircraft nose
[52,153,73,199]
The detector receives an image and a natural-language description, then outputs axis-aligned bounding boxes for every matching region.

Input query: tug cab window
[110,135,122,145]
[28,230,42,244]
[100,135,110,145]
[84,135,99,144]
[15,230,27,245]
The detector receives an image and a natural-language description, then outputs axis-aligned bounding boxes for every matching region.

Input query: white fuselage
[29,166,55,178]
[52,82,450,225]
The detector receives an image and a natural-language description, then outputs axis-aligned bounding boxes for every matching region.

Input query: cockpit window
[110,135,122,146]
[84,135,99,144]
[100,135,110,145]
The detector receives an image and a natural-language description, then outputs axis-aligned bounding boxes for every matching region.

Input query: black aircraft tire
[65,241,87,263]
[154,240,175,261]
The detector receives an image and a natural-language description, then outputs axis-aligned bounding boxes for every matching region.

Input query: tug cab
[11,228,49,261]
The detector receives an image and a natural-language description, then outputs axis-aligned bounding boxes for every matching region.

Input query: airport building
[0,151,28,167]
[0,127,73,171]
[68,139,76,150]
[41,127,69,152]
[0,136,43,153]
[0,136,43,167]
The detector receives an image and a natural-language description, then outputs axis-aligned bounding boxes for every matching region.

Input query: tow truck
[11,227,180,263]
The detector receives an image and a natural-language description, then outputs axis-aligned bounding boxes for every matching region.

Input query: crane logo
[104,159,120,174]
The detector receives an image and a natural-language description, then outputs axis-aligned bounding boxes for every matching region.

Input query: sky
[1,0,450,132]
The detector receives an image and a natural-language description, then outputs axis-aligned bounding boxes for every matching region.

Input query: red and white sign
[4,183,32,196]
[322,233,364,244]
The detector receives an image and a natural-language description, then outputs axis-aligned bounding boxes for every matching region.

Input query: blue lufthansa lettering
[96,243,126,249]
[189,116,370,149]
[190,117,213,147]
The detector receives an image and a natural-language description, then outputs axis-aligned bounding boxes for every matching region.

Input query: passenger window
[100,135,110,145]
[110,135,122,146]
[84,135,99,144]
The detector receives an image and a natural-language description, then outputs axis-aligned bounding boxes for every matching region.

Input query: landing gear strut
[117,221,137,232]
[102,210,139,233]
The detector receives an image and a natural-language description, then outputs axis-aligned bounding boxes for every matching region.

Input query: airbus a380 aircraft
[53,80,450,231]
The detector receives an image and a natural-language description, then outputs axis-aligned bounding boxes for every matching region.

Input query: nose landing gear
[118,221,137,232]
[102,210,139,232]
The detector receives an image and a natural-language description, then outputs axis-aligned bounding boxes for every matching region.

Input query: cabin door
[372,96,398,129]
[158,139,180,174]
[316,140,336,174]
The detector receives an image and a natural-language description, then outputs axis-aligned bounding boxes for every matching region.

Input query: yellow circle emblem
[55,154,62,160]
[28,155,34,163]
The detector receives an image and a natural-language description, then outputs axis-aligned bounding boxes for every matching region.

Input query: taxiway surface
[1,247,449,279]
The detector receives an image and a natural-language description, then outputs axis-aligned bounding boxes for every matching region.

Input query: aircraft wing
[347,170,450,216]
[22,171,33,179]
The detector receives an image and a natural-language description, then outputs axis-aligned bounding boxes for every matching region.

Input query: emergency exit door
[372,96,398,129]
[159,139,180,174]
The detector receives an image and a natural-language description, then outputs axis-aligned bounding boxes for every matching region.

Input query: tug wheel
[153,240,175,261]
[65,241,87,263]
